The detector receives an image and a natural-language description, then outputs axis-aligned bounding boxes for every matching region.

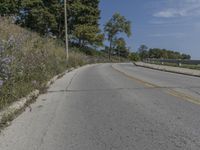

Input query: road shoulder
[135,62,200,77]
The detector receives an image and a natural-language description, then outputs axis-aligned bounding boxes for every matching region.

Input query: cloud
[149,20,167,25]
[153,0,200,18]
[149,20,185,25]
[149,33,185,38]
[154,9,187,18]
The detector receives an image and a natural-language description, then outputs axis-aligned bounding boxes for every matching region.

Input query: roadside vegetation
[140,45,191,60]
[131,44,200,70]
[0,17,127,110]
[2,0,194,111]
[0,0,133,60]
[128,44,192,61]
[0,0,131,110]
[0,18,86,109]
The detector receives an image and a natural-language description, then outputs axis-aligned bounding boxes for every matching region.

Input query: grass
[0,17,88,110]
[0,17,129,111]
[0,17,130,130]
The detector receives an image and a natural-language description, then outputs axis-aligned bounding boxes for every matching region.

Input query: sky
[99,0,200,59]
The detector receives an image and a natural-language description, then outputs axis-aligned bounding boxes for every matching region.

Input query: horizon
[100,0,200,59]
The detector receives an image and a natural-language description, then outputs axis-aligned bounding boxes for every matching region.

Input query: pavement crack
[47,86,200,93]
[66,71,78,90]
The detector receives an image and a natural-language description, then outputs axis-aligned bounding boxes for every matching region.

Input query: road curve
[0,63,200,150]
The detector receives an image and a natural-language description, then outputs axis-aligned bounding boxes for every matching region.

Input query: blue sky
[100,0,200,59]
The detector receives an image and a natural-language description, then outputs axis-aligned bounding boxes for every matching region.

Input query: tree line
[129,44,191,61]
[0,0,132,59]
[0,1,191,61]
[0,0,103,46]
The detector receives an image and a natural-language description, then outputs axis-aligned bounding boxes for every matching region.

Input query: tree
[138,45,148,60]
[44,0,64,38]
[1,0,65,36]
[138,44,148,53]
[0,0,21,16]
[181,54,191,60]
[113,37,129,58]
[104,13,131,60]
[68,0,103,47]
[148,48,191,60]
[129,52,140,61]
[1,0,103,47]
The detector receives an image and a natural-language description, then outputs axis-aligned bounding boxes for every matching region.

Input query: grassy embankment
[0,17,120,110]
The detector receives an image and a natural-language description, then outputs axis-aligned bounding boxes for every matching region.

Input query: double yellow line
[111,65,200,106]
[166,89,200,105]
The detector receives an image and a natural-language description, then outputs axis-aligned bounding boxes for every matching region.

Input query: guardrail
[143,59,200,66]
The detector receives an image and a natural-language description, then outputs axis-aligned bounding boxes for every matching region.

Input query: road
[0,63,200,150]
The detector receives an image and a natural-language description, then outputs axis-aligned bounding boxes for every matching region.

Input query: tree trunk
[78,39,81,46]
[58,18,62,38]
[109,39,113,60]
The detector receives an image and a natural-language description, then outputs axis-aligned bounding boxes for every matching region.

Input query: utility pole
[64,0,69,61]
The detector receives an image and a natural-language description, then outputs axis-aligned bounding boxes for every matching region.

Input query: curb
[134,62,200,77]
[46,68,74,88]
[0,90,40,127]
[0,67,76,128]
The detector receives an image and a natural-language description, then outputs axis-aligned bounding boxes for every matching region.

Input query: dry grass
[0,17,128,110]
[0,17,87,109]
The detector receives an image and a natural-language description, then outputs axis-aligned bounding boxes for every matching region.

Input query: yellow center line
[111,65,159,88]
[111,65,200,106]
[166,89,200,105]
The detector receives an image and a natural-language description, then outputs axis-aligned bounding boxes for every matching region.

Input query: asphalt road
[0,63,200,150]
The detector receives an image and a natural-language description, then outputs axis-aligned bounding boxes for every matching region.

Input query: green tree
[104,13,131,60]
[138,45,149,59]
[181,54,191,60]
[0,0,21,16]
[68,0,103,47]
[138,45,148,53]
[114,37,129,58]
[0,0,103,48]
[148,48,191,59]
[17,0,58,35]
[129,52,140,61]
[44,0,64,38]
